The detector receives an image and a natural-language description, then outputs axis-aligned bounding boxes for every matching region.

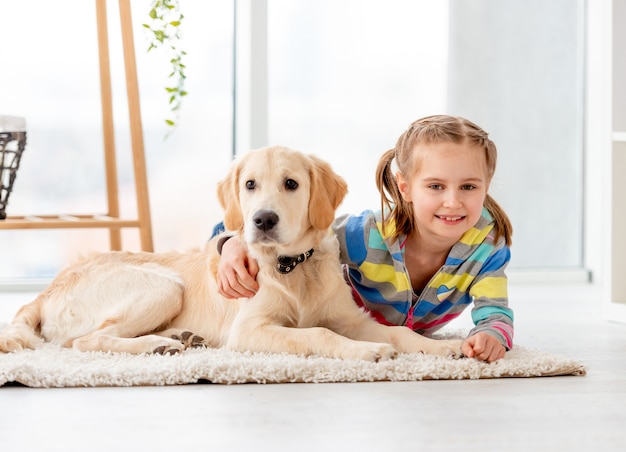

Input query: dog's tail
[0,294,45,352]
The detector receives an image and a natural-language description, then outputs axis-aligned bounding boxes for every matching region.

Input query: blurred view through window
[0,0,584,282]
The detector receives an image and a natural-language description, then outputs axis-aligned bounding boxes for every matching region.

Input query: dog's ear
[308,155,348,230]
[217,160,244,232]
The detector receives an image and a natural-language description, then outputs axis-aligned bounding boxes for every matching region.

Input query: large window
[265,0,585,271]
[1,0,586,282]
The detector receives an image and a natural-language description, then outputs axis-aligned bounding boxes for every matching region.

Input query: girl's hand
[217,236,259,299]
[462,332,506,362]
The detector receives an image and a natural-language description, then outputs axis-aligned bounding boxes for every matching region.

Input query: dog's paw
[151,337,186,355]
[0,336,24,353]
[433,339,464,359]
[357,343,398,362]
[170,331,206,349]
[153,345,182,355]
[0,325,43,353]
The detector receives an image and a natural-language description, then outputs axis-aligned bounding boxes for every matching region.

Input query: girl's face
[397,141,489,245]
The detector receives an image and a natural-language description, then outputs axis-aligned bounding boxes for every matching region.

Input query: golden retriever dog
[0,145,462,361]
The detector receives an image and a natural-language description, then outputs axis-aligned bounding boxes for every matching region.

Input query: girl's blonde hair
[375,115,513,246]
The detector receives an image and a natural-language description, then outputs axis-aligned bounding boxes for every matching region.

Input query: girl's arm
[467,243,514,354]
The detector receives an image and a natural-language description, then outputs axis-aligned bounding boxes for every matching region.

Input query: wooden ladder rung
[0,215,141,230]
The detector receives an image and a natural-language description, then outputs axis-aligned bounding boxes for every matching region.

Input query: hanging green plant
[143,0,187,136]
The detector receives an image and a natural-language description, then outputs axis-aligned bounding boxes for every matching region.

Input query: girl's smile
[435,215,466,224]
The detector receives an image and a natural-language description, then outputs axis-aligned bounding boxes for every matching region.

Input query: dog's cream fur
[0,146,462,361]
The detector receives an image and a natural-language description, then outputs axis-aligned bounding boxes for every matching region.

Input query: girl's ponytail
[375,148,414,241]
[484,194,513,246]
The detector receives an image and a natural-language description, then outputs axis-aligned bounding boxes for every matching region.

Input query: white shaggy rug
[0,329,586,387]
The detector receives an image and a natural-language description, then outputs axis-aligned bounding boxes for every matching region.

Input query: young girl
[217,115,514,362]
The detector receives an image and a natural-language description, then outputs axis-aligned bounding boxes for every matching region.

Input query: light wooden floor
[1,283,626,452]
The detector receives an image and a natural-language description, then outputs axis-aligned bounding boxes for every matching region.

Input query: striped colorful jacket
[332,208,514,349]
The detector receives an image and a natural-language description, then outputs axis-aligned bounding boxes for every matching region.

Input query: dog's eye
[246,180,256,190]
[285,179,298,191]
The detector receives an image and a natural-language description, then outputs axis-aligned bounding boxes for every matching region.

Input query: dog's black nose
[253,210,279,231]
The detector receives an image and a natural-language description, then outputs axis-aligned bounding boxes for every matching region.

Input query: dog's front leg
[341,317,463,358]
[227,322,397,362]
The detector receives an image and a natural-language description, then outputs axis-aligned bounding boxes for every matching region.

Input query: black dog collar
[276,249,314,274]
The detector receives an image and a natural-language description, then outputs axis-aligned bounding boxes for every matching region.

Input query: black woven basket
[0,131,27,220]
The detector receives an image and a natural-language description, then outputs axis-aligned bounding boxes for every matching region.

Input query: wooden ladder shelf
[0,0,154,252]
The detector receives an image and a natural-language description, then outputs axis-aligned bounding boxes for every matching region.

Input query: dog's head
[217,146,348,254]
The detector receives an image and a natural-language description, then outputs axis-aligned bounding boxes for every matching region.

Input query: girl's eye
[285,179,298,190]
[246,180,256,190]
[428,184,444,190]
[461,184,476,190]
